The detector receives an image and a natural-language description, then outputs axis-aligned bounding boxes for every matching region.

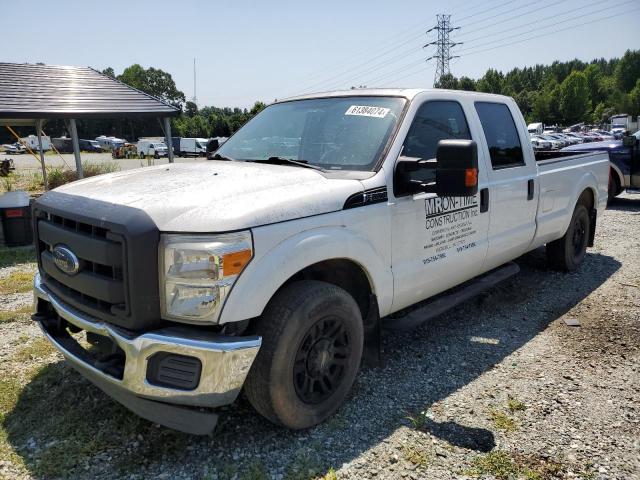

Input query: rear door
[474,100,538,271]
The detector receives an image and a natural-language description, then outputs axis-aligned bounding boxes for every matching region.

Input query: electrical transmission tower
[424,14,462,85]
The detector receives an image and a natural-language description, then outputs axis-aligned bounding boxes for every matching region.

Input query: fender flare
[219,226,393,324]
[558,171,600,236]
[610,163,624,193]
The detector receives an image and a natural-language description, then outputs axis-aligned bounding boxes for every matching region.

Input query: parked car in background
[564,133,584,144]
[527,122,543,135]
[172,137,209,157]
[539,135,563,149]
[79,139,102,152]
[2,142,26,154]
[530,135,551,150]
[562,130,640,200]
[96,135,126,150]
[21,134,51,150]
[137,140,168,158]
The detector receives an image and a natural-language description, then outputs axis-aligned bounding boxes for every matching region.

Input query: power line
[459,0,636,54]
[462,6,640,57]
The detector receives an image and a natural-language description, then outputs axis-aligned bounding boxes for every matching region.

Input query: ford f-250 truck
[32,89,609,434]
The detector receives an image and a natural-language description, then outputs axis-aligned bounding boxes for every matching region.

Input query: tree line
[434,49,640,126]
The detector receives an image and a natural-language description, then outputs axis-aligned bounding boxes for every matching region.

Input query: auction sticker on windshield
[345,105,390,118]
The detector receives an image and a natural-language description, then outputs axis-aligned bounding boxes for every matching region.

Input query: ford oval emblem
[52,245,80,276]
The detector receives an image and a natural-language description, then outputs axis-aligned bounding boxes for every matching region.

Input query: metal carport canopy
[0,62,181,185]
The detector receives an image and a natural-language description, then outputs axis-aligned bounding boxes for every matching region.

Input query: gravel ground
[0,193,638,480]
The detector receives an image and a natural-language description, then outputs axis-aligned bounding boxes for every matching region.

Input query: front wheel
[244,280,363,429]
[546,204,590,271]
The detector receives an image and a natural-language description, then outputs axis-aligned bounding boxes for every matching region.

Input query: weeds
[507,397,527,413]
[47,161,120,189]
[0,270,34,295]
[0,246,36,269]
[406,410,431,429]
[403,444,430,468]
[489,408,518,432]
[0,306,33,324]
[14,338,56,362]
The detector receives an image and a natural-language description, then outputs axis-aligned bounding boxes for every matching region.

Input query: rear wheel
[546,204,590,271]
[608,170,621,202]
[244,280,363,429]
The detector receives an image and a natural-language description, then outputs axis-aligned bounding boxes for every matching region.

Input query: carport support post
[163,117,174,163]
[35,120,49,191]
[68,118,83,178]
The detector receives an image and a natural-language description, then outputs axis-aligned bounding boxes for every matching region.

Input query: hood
[562,139,622,152]
[40,162,363,232]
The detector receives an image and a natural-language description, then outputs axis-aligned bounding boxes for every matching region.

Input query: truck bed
[531,151,609,250]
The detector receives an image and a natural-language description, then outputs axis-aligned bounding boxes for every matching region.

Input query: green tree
[118,64,186,107]
[250,101,267,116]
[559,71,591,124]
[184,101,198,117]
[434,73,458,89]
[101,67,115,78]
[615,49,640,92]
[476,69,504,94]
[628,79,640,118]
[458,76,476,91]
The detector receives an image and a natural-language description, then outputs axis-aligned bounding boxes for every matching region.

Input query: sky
[4,0,639,108]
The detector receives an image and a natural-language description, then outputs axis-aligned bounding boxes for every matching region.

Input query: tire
[244,280,364,429]
[546,203,590,271]
[608,170,621,203]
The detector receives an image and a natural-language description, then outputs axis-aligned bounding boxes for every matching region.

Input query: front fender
[219,223,393,324]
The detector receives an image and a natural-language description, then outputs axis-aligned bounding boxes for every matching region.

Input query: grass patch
[0,270,34,295]
[0,378,22,422]
[0,305,32,324]
[1,363,192,478]
[489,409,518,432]
[406,410,430,429]
[466,450,593,480]
[0,246,36,269]
[403,444,430,468]
[507,397,527,413]
[14,338,56,362]
[284,451,324,480]
[240,461,270,480]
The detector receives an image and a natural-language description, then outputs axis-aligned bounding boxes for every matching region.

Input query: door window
[475,102,525,169]
[399,101,471,188]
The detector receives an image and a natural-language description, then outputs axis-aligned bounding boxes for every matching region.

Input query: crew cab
[32,89,609,434]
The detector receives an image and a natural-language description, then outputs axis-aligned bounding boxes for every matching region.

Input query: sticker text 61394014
[345,105,390,118]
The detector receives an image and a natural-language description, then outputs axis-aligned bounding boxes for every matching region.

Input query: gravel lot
[0,193,638,480]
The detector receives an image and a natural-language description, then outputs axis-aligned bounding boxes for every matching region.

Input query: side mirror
[393,139,478,197]
[622,135,637,147]
[435,139,479,197]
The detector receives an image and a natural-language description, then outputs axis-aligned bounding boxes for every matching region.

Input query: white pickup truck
[32,89,609,434]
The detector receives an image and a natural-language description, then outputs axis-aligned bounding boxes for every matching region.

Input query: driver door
[390,99,490,312]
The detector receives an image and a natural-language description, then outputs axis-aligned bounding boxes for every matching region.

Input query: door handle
[527,179,534,201]
[480,188,489,213]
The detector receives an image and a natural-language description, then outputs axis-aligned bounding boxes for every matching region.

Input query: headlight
[159,232,253,324]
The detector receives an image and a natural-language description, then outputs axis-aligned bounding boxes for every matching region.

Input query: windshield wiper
[248,157,325,171]
[211,153,235,161]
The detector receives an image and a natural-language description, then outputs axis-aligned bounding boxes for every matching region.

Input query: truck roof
[277,88,512,103]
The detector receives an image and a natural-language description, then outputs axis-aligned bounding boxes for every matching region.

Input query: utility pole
[424,14,462,85]
[192,58,198,107]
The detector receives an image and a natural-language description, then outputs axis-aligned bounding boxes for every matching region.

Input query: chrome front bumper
[33,273,261,431]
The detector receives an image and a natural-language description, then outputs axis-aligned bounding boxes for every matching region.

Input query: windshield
[216,96,406,171]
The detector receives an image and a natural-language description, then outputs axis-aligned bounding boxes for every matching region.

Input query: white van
[179,138,208,157]
[21,134,51,150]
[137,140,168,158]
[527,122,543,135]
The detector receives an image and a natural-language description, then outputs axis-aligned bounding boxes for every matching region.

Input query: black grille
[37,211,128,320]
[33,195,161,331]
